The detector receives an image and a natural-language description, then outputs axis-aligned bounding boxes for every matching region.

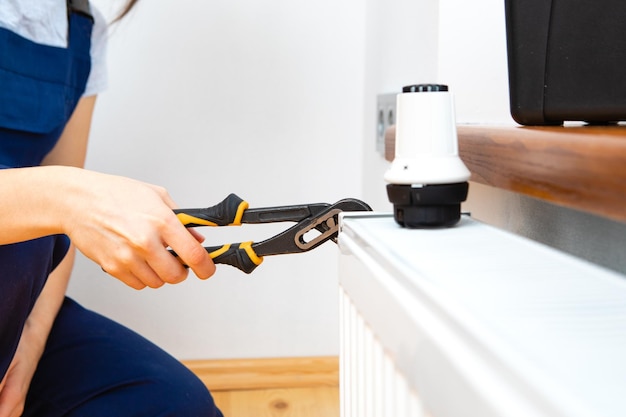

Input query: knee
[174,386,222,417]
[60,375,223,417]
[151,372,223,417]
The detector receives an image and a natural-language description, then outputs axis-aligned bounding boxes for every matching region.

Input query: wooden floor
[212,386,339,417]
[183,356,340,417]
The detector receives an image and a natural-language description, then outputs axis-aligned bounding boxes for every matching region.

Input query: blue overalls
[0,2,222,416]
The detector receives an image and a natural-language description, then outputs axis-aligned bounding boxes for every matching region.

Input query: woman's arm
[0,94,214,416]
[0,103,215,288]
[0,96,95,417]
[41,94,96,168]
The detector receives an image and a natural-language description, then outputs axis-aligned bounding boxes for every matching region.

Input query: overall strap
[68,0,93,21]
[0,0,94,167]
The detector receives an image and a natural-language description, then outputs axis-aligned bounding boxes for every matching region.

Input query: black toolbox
[504,0,626,125]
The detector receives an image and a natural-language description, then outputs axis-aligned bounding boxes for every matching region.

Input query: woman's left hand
[0,327,44,417]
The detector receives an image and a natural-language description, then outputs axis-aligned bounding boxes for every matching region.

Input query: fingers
[74,177,217,289]
[162,217,216,280]
[188,228,206,243]
[0,375,25,417]
[100,222,214,289]
[102,244,192,290]
[146,186,215,279]
[104,260,186,290]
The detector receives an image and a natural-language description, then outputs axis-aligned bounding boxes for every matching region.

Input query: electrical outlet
[376,93,397,157]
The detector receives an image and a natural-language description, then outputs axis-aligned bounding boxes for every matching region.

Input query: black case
[504,0,626,125]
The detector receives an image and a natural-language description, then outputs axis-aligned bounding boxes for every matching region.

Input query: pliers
[171,194,372,273]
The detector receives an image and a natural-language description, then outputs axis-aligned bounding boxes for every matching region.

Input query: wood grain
[212,387,339,417]
[182,356,339,392]
[384,124,626,222]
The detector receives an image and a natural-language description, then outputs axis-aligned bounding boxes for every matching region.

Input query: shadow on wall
[465,182,626,275]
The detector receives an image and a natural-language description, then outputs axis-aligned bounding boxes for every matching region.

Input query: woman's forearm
[0,165,85,245]
[0,165,215,288]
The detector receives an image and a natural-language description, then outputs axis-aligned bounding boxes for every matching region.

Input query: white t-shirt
[0,0,108,97]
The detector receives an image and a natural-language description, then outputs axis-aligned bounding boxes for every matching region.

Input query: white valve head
[384,84,470,185]
[384,84,470,228]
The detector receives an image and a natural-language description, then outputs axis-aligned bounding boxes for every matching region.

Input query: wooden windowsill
[458,125,626,223]
[385,124,626,223]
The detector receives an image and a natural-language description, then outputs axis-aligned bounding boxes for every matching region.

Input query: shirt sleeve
[83,5,108,97]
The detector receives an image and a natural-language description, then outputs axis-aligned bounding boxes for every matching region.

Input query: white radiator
[340,288,424,417]
[338,213,626,417]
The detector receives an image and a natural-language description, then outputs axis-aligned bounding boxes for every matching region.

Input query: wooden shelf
[385,124,626,222]
[458,125,626,222]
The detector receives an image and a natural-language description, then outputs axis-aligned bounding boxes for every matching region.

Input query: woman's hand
[0,325,44,417]
[0,351,32,417]
[0,166,215,289]
[59,168,216,289]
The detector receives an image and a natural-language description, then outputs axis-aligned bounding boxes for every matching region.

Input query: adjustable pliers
[172,194,372,273]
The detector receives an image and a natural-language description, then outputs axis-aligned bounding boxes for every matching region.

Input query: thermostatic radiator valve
[384,84,470,228]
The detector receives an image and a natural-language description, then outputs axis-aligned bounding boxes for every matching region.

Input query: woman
[0,0,223,415]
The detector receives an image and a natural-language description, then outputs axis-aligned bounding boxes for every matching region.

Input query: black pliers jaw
[172,194,372,273]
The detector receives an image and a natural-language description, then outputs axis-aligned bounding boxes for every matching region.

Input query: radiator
[338,213,626,417]
[340,288,423,417]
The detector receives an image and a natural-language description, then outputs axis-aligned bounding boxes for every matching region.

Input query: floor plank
[184,356,339,391]
[212,386,339,417]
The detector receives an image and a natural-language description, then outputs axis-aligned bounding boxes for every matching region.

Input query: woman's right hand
[0,166,215,289]
[59,168,216,289]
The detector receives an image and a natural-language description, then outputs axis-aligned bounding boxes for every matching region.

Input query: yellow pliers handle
[174,193,249,227]
[173,194,264,273]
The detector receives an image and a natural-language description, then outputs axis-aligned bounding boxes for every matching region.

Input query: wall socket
[376,93,397,157]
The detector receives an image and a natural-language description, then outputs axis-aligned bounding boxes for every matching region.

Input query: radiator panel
[340,288,423,417]
[338,214,626,417]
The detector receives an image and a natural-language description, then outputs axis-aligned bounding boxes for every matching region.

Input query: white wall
[69,0,523,361]
[68,0,366,360]
[361,0,440,212]
[437,0,511,124]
